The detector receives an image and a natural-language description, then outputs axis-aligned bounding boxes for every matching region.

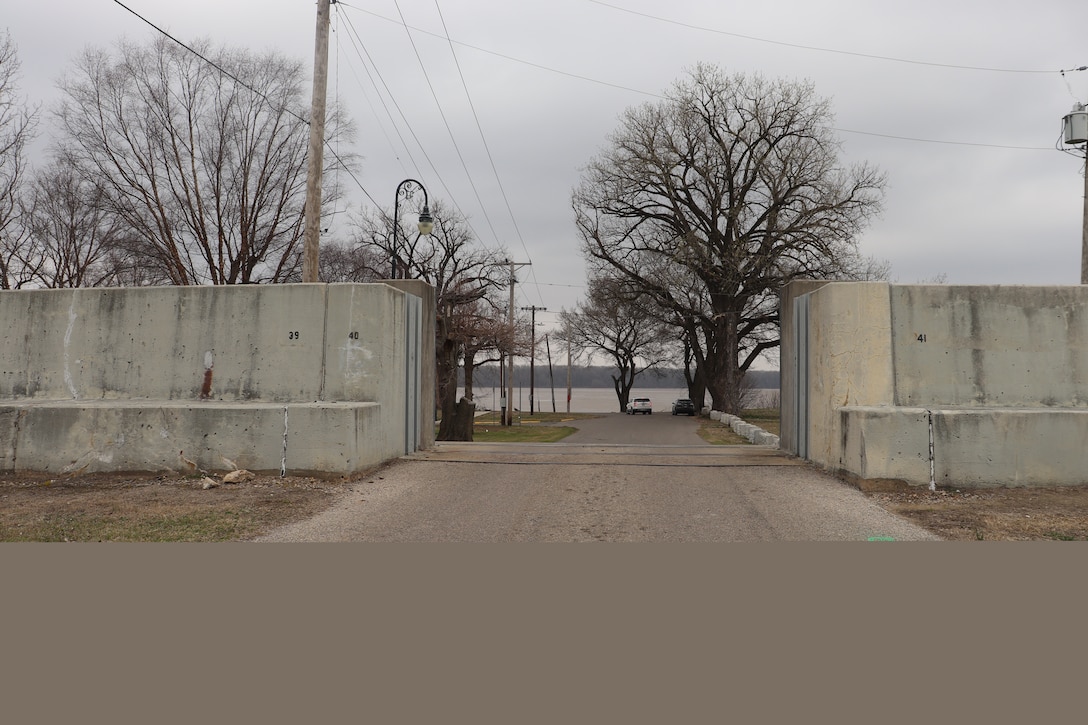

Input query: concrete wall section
[779,280,830,456]
[0,401,386,475]
[0,285,329,402]
[0,282,436,475]
[931,409,1088,487]
[803,282,895,470]
[322,284,407,459]
[782,281,1088,487]
[376,279,436,450]
[839,406,931,483]
[890,285,1088,407]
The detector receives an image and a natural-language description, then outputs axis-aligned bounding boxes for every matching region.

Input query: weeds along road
[256,413,939,542]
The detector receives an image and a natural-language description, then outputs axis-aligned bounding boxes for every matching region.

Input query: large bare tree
[53,36,353,285]
[574,64,885,413]
[0,32,38,289]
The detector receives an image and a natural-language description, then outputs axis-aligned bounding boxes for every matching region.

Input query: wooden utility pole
[302,0,331,283]
[566,335,572,414]
[545,333,556,413]
[504,261,531,425]
[521,305,547,414]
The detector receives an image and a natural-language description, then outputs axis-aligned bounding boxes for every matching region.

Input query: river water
[455,386,779,414]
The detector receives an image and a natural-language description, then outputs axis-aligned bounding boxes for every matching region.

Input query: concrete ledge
[0,400,387,476]
[840,405,1088,487]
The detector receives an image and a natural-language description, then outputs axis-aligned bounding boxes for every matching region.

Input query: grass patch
[471,410,600,426]
[472,425,578,443]
[696,406,781,445]
[696,419,750,445]
[465,411,599,443]
[740,408,780,436]
[0,508,258,542]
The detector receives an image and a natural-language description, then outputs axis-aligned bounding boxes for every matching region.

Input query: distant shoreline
[457,386,780,414]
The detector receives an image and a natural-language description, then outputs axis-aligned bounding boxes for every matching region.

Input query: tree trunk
[611,363,636,413]
[463,350,477,401]
[682,330,707,411]
[436,331,474,441]
[437,396,475,441]
[698,303,743,415]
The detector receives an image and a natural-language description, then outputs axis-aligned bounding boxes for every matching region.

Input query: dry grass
[0,471,350,542]
[697,407,780,444]
[696,419,750,445]
[863,483,1088,541]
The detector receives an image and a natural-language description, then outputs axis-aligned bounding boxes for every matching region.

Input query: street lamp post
[391,179,434,279]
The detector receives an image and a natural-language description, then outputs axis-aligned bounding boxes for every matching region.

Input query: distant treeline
[461,365,780,389]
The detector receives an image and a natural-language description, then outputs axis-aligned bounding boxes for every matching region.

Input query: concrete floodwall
[889,285,1088,407]
[0,283,434,475]
[782,282,1088,487]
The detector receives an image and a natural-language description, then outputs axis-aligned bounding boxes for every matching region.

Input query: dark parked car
[671,398,696,416]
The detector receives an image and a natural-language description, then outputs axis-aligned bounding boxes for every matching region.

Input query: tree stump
[437,397,476,441]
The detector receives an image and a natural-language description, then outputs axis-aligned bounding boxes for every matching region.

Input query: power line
[587,0,1070,75]
[336,2,664,99]
[111,0,309,125]
[335,6,491,246]
[338,2,1058,152]
[391,0,503,247]
[111,0,384,211]
[834,127,1053,151]
[433,0,540,298]
[334,10,425,179]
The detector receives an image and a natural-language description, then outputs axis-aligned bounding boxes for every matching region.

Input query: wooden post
[520,305,547,413]
[506,261,515,425]
[302,0,330,283]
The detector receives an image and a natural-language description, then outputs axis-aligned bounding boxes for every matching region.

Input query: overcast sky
[6,0,1088,338]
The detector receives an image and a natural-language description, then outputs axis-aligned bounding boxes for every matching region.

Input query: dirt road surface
[256,413,939,542]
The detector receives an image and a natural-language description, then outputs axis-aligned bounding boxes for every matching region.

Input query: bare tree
[53,36,354,285]
[317,240,383,283]
[350,200,509,440]
[574,64,885,413]
[560,276,672,413]
[20,163,119,288]
[0,32,38,289]
[456,295,517,402]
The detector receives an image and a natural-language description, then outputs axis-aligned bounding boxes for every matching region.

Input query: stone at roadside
[223,469,255,484]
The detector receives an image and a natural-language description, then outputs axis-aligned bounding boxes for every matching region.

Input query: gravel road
[256,414,939,542]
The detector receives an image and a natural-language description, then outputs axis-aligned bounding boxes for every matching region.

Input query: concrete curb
[709,409,780,448]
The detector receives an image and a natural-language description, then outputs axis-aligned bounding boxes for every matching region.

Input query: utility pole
[566,335,572,414]
[1083,149,1088,284]
[545,333,556,413]
[505,261,531,425]
[1061,99,1088,282]
[520,305,547,414]
[302,0,331,283]
[499,350,505,425]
